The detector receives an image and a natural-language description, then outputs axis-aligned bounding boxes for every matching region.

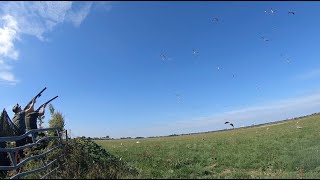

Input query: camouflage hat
[12,103,21,113]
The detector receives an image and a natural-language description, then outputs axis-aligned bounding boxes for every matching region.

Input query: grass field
[96,114,320,179]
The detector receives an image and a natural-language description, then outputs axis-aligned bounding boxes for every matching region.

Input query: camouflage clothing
[12,110,28,158]
[12,111,26,135]
[25,112,39,131]
[25,112,41,142]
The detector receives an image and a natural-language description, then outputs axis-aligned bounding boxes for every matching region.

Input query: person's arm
[25,98,36,114]
[38,104,46,117]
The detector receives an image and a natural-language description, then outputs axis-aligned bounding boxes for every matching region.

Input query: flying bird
[286,58,291,64]
[225,121,234,128]
[160,52,174,62]
[281,54,292,64]
[265,8,276,14]
[288,11,295,15]
[192,48,199,56]
[270,8,275,14]
[260,36,270,42]
[175,93,182,103]
[160,53,167,62]
[256,85,261,90]
[212,17,219,23]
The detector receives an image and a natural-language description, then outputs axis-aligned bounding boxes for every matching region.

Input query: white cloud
[65,2,93,27]
[0,60,12,71]
[0,14,19,83]
[0,15,19,60]
[0,1,98,84]
[0,71,18,85]
[0,1,93,41]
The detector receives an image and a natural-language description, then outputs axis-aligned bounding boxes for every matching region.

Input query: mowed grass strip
[96,114,320,179]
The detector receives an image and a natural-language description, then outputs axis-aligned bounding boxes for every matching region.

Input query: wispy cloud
[0,1,94,41]
[295,68,320,81]
[109,92,320,138]
[0,71,18,84]
[0,1,103,84]
[0,15,19,59]
[0,14,19,84]
[65,2,93,27]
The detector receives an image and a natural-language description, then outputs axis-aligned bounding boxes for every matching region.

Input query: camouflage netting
[0,109,17,178]
[0,109,18,137]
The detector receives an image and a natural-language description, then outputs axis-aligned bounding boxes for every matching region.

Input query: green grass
[96,114,320,179]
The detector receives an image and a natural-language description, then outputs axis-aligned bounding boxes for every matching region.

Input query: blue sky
[1,1,320,138]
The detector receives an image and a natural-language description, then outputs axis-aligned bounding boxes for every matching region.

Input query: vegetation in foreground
[1,104,138,179]
[55,137,138,179]
[3,137,138,179]
[96,114,320,179]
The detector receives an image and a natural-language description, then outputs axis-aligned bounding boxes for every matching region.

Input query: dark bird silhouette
[230,123,234,128]
[225,121,230,124]
[260,36,270,42]
[288,11,295,15]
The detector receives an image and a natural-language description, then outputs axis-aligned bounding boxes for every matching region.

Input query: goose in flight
[230,123,234,128]
[286,58,291,64]
[264,8,276,14]
[212,17,219,22]
[270,8,275,14]
[281,54,291,64]
[260,36,270,42]
[160,53,166,61]
[192,48,199,56]
[175,93,182,103]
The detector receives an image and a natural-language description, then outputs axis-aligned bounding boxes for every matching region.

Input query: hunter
[12,98,36,157]
[25,103,47,139]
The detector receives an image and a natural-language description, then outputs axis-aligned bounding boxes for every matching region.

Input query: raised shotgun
[24,87,47,110]
[35,96,59,112]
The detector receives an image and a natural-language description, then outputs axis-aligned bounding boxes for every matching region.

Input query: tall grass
[56,137,138,179]
[96,114,320,179]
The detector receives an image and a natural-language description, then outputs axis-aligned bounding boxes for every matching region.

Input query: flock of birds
[158,8,297,129]
[224,121,234,129]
